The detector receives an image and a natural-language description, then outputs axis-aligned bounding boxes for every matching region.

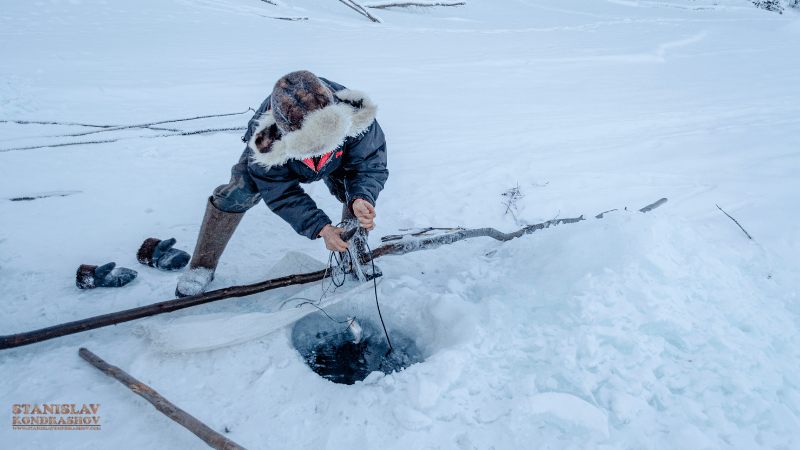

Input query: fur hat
[271,71,334,134]
[248,74,378,169]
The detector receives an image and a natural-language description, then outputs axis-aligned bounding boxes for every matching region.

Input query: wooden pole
[364,198,667,263]
[364,216,585,263]
[0,269,329,349]
[79,348,247,450]
[0,198,667,350]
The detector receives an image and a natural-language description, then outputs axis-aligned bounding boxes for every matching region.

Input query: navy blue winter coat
[243,79,388,240]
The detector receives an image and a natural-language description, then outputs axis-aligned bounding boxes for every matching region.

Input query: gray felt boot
[175,197,244,298]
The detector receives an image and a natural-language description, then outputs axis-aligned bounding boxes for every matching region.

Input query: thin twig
[178,127,246,136]
[0,126,183,143]
[501,183,524,224]
[0,119,115,128]
[716,204,753,240]
[502,201,518,222]
[0,127,246,153]
[43,109,253,138]
[367,2,466,9]
[339,0,382,22]
[8,191,81,202]
[2,138,121,152]
[595,209,617,219]
[1,109,252,134]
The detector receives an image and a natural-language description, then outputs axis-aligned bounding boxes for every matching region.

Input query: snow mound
[406,211,799,446]
[356,211,799,447]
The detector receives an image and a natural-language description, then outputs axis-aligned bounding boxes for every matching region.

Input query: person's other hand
[319,224,349,252]
[352,199,376,231]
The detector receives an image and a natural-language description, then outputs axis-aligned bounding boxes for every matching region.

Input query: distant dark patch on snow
[8,191,81,201]
[753,0,784,13]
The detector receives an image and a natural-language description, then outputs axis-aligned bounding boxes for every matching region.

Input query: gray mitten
[137,237,190,271]
[76,262,138,289]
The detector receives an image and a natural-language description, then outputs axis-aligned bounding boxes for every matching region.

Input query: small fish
[347,316,363,344]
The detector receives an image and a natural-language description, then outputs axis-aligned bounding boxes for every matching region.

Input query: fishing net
[135,252,375,353]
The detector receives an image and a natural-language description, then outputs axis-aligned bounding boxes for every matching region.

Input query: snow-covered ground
[2,0,800,448]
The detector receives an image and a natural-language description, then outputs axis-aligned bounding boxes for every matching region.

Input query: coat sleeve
[341,120,389,209]
[248,163,333,240]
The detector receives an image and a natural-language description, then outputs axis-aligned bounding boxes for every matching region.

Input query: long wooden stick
[0,198,666,350]
[365,216,584,262]
[0,269,329,349]
[79,348,247,450]
[365,198,667,262]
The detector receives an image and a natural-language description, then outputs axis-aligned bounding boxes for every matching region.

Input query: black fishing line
[290,297,352,325]
[291,223,393,355]
[287,232,360,333]
[364,237,393,356]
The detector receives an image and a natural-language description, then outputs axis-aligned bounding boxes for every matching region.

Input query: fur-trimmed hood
[248,89,377,169]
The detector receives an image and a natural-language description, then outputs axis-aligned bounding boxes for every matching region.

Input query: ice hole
[291,312,424,385]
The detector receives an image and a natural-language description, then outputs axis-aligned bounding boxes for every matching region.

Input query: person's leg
[176,149,262,297]
[210,148,263,213]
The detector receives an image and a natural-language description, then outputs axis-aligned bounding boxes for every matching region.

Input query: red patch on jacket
[302,151,333,171]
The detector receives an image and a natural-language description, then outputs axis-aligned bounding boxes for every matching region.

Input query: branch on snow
[716,204,753,240]
[365,2,466,9]
[0,198,667,350]
[80,348,249,450]
[0,109,253,139]
[339,0,382,23]
[365,198,667,263]
[0,127,247,153]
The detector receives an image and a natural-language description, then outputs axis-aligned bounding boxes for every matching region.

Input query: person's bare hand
[352,199,376,231]
[319,224,349,252]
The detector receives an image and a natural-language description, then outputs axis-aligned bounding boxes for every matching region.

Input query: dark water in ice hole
[291,312,424,385]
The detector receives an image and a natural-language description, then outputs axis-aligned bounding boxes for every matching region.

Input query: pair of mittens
[76,263,137,289]
[76,238,190,290]
[137,237,190,271]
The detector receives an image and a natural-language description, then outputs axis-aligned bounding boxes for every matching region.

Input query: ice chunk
[526,392,609,437]
[666,425,718,450]
[393,405,433,431]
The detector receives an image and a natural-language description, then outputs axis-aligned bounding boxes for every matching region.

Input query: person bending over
[176,71,388,297]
